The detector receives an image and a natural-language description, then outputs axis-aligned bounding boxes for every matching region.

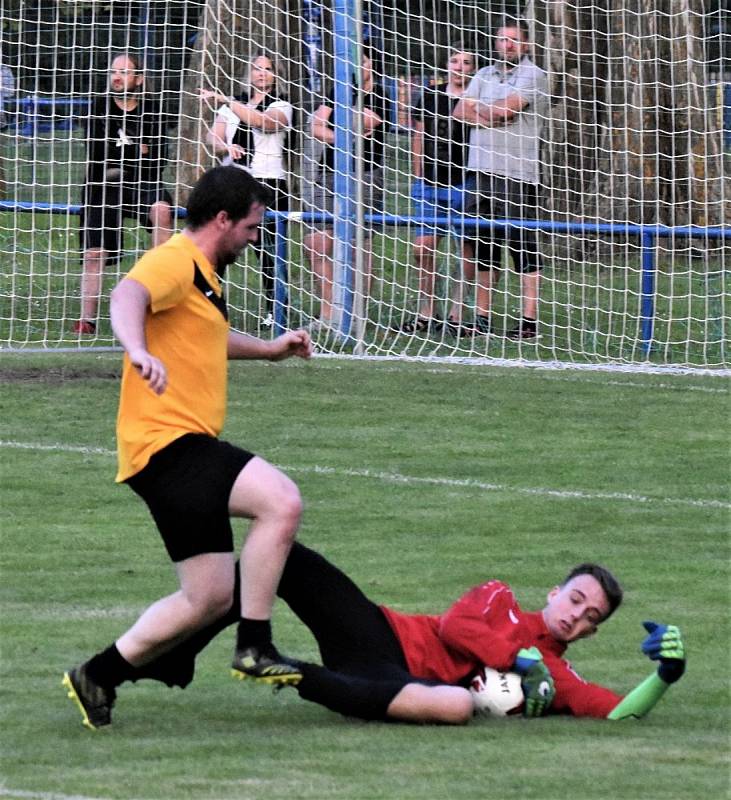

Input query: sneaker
[443,316,479,338]
[71,320,96,335]
[506,318,538,340]
[231,643,302,686]
[62,664,116,729]
[474,315,493,336]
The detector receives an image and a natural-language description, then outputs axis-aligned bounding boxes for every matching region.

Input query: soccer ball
[469,666,524,717]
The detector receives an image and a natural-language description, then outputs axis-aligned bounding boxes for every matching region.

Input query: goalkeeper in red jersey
[123,542,685,725]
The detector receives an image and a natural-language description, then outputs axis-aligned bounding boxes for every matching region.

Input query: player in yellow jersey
[63,165,313,730]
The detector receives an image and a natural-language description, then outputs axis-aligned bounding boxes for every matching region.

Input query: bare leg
[412,233,439,319]
[227,456,302,621]
[446,241,475,322]
[387,683,474,724]
[521,272,539,319]
[115,551,235,666]
[80,247,107,323]
[303,229,335,322]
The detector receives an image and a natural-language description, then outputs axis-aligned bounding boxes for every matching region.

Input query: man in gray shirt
[453,20,548,340]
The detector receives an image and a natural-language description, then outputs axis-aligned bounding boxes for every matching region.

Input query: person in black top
[303,52,393,330]
[74,53,173,335]
[201,53,294,330]
[404,44,478,337]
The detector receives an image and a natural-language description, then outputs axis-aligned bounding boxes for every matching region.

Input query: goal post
[0,0,728,372]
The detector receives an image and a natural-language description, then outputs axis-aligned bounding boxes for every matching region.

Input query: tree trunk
[529,0,728,237]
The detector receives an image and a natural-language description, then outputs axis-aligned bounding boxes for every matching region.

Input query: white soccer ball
[469,666,524,717]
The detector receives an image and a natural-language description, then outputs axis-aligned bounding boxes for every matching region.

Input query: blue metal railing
[1,198,728,356]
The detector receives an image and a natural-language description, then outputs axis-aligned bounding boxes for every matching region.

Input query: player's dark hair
[185,166,272,230]
[562,563,623,621]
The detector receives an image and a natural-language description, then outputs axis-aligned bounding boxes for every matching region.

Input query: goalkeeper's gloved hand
[641,621,686,684]
[513,646,555,717]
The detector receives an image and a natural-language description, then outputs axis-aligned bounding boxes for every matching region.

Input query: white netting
[0,0,728,370]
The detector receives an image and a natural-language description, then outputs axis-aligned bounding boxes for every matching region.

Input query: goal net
[1,0,728,371]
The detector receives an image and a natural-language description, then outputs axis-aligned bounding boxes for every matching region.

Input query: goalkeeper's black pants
[132,542,416,720]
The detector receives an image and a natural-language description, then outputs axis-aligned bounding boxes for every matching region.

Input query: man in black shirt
[73,54,173,335]
[303,52,392,330]
[405,44,478,337]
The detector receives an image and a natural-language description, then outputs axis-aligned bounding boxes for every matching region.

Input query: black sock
[236,618,272,651]
[84,644,136,689]
[296,662,404,721]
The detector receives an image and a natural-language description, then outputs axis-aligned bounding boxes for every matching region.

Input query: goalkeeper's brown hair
[562,563,623,621]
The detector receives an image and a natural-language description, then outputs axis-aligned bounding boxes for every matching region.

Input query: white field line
[2,440,728,511]
[0,790,132,800]
[304,358,730,394]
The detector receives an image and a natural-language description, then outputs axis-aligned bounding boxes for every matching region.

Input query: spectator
[62,166,313,731]
[200,52,293,330]
[0,61,15,131]
[403,43,478,337]
[453,19,548,340]
[303,51,393,331]
[73,53,173,335]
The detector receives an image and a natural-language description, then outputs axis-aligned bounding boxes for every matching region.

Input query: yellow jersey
[115,233,229,481]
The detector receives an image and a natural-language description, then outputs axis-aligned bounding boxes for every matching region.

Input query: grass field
[0,353,729,800]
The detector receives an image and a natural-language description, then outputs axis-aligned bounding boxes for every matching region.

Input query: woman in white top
[201,53,293,327]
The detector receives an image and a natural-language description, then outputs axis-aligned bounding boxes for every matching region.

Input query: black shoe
[443,316,479,338]
[131,651,196,689]
[506,318,538,340]
[474,315,493,336]
[400,316,438,335]
[62,664,116,730]
[231,643,303,686]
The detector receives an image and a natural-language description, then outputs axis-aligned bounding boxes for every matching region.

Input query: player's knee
[274,481,303,538]
[191,585,234,625]
[445,690,475,724]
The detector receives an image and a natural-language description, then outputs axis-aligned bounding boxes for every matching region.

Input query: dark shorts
[125,433,255,562]
[463,173,542,274]
[410,178,470,237]
[80,181,173,264]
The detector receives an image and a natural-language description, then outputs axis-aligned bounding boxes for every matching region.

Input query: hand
[199,88,225,105]
[128,348,167,395]
[513,646,555,717]
[641,621,685,684]
[268,330,314,362]
[227,144,246,162]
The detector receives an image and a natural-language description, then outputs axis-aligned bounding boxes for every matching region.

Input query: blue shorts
[410,179,469,237]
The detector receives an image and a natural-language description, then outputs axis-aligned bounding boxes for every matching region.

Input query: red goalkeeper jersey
[380,580,622,718]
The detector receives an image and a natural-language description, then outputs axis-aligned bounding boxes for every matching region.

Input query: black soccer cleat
[62,664,116,730]
[231,644,303,686]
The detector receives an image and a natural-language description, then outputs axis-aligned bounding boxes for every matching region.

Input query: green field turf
[0,353,729,800]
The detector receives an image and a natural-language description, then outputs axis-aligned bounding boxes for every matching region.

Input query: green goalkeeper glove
[641,621,686,684]
[513,646,555,717]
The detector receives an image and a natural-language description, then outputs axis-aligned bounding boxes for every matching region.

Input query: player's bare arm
[227,329,313,361]
[110,278,167,395]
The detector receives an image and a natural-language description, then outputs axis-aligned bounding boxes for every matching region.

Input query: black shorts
[80,181,173,263]
[126,433,255,562]
[463,173,542,274]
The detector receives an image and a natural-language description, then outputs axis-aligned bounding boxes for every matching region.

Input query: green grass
[0,353,729,799]
[2,131,728,367]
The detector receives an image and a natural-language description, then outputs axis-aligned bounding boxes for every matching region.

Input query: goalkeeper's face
[542,575,611,643]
